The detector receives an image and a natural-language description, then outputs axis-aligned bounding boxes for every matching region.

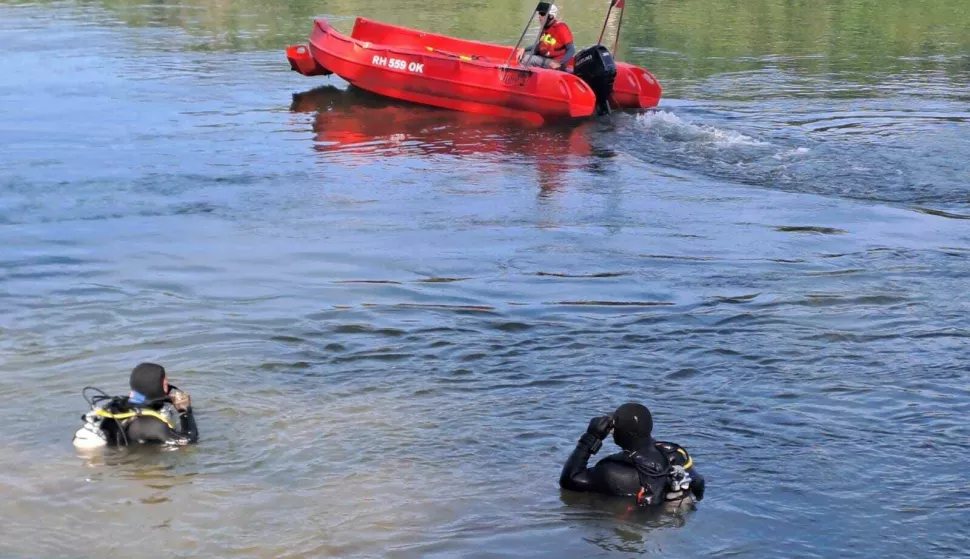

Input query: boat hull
[287,18,662,124]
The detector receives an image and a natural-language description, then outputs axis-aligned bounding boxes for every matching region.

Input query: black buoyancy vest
[608,441,694,506]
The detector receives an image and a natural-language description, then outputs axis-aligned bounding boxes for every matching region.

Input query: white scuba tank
[72,409,108,449]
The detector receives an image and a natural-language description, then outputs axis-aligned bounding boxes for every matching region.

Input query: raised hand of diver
[579,414,614,453]
[169,387,192,413]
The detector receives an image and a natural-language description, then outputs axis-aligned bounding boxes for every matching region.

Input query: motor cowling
[573,45,617,116]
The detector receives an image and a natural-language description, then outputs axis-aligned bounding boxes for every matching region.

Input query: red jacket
[536,21,574,61]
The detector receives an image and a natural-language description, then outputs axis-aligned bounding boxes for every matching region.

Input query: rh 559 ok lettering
[371,56,424,73]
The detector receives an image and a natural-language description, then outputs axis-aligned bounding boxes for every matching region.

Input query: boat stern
[286,44,332,77]
[611,63,662,109]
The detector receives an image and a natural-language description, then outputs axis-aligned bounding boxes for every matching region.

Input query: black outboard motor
[573,45,617,116]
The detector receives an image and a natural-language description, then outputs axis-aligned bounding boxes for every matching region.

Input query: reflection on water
[560,500,694,555]
[292,85,588,157]
[291,85,607,193]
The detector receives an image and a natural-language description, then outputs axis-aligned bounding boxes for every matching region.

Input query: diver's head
[129,362,169,401]
[612,402,653,451]
[539,4,559,29]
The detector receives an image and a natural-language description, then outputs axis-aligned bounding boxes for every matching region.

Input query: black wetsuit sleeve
[687,465,705,500]
[559,435,600,491]
[126,409,198,446]
[180,408,199,444]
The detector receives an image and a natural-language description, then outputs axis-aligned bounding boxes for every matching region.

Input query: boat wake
[634,110,770,148]
[619,104,968,211]
[614,109,779,189]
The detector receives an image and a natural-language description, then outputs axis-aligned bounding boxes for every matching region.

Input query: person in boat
[518,4,576,70]
[72,363,198,448]
[559,402,705,507]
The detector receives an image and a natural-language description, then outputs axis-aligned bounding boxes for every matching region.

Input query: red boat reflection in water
[291,85,606,193]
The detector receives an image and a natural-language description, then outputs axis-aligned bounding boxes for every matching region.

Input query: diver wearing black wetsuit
[560,403,704,506]
[105,363,198,446]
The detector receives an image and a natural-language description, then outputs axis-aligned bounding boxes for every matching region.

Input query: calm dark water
[1,1,969,557]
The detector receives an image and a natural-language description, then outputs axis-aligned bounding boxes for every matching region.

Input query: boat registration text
[372,56,424,74]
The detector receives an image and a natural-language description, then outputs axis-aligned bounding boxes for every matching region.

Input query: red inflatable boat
[285,8,661,124]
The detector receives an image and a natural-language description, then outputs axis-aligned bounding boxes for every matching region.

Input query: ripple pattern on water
[2,1,970,558]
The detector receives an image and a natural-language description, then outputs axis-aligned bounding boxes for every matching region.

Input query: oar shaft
[505,10,540,66]
[597,4,614,45]
[611,3,625,58]
[427,46,474,60]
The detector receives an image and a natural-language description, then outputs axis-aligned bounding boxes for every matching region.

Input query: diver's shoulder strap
[94,407,175,429]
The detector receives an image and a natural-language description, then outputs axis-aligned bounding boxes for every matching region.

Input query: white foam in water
[635,110,771,147]
[773,146,812,160]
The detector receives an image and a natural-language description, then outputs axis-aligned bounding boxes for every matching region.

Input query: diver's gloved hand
[170,389,192,413]
[579,415,613,453]
[691,474,705,501]
[587,416,613,439]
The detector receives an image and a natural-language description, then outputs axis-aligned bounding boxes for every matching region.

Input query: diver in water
[72,363,198,448]
[559,403,705,507]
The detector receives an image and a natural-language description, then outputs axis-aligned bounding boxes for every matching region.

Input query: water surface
[1,0,969,557]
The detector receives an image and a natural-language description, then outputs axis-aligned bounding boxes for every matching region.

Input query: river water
[1,0,969,557]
